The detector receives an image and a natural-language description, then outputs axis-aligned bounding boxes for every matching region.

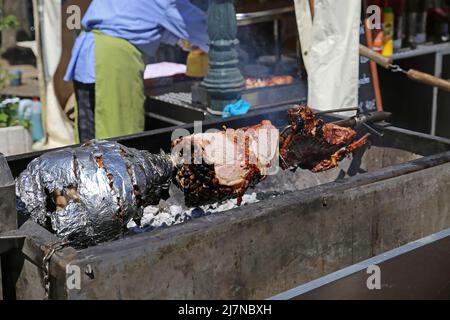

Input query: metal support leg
[0,154,17,234]
[431,52,443,136]
[0,256,2,299]
[274,18,281,74]
[0,235,26,300]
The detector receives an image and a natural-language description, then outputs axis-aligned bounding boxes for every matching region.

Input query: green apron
[76,30,145,143]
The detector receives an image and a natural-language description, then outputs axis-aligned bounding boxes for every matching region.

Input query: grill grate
[153,92,193,108]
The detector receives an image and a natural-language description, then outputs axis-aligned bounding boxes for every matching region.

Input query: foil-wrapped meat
[172,120,279,207]
[16,140,173,247]
[280,105,370,172]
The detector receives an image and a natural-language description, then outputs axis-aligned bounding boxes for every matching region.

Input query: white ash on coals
[127,193,260,234]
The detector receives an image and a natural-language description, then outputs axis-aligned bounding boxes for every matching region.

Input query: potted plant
[0,12,34,156]
[0,97,33,156]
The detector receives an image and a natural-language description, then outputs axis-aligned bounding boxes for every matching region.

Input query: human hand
[177,39,194,52]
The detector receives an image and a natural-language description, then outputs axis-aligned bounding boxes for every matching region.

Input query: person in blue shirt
[64,0,208,142]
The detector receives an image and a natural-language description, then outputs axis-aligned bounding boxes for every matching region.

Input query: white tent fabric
[294,0,361,114]
[34,0,75,150]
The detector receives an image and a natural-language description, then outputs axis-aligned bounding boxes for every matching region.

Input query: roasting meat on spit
[280,105,370,172]
[15,107,388,247]
[172,120,279,207]
[16,140,174,247]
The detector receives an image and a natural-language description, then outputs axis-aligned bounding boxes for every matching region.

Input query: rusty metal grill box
[2,105,450,299]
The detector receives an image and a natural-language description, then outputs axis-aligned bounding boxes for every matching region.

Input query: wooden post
[309,0,314,18]
[1,0,31,52]
[362,0,384,111]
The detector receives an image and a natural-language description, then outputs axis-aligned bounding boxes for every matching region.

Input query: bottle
[446,0,450,40]
[406,0,419,47]
[9,70,22,86]
[372,32,385,53]
[30,98,44,142]
[440,0,450,42]
[391,0,406,50]
[18,99,33,121]
[428,0,449,43]
[415,0,431,45]
[186,49,209,78]
[368,0,385,53]
[382,7,395,56]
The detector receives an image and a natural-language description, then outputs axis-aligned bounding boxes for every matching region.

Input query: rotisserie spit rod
[332,111,392,129]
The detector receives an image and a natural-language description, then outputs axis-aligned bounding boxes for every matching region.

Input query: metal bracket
[389,64,407,74]
[0,234,25,300]
[42,241,71,300]
[0,153,17,234]
[0,235,25,255]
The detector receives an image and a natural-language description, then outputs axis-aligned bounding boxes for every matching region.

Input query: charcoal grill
[146,81,307,125]
[1,105,450,299]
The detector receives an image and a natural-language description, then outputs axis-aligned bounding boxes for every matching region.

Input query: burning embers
[172,120,279,207]
[280,106,370,172]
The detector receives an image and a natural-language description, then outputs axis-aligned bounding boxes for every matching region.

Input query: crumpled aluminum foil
[16,140,173,248]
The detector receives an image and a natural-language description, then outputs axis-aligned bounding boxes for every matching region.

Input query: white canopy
[294,0,361,114]
[33,0,75,150]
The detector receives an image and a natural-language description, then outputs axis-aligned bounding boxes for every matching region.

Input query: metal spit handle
[406,69,450,93]
[333,111,392,128]
[360,44,450,93]
[359,44,393,69]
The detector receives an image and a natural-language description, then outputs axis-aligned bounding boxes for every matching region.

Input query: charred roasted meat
[280,105,370,172]
[16,140,174,247]
[172,120,279,207]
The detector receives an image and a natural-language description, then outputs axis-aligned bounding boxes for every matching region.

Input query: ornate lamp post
[201,0,245,115]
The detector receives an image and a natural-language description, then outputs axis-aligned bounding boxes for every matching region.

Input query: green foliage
[0,13,29,129]
[0,14,19,32]
[0,63,12,90]
[0,98,31,129]
[0,13,19,89]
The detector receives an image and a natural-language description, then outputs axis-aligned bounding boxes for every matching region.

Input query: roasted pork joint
[172,120,279,207]
[280,105,370,172]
